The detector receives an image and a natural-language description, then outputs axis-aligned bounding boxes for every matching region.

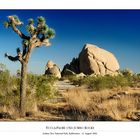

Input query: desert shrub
[120,69,133,76]
[67,75,82,85]
[130,73,140,87]
[67,73,136,91]
[27,74,57,101]
[0,68,10,93]
[90,75,130,90]
[0,91,19,108]
[0,64,57,116]
[66,75,95,86]
[0,64,20,117]
[0,64,19,96]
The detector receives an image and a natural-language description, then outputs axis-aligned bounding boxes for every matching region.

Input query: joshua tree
[4,15,55,117]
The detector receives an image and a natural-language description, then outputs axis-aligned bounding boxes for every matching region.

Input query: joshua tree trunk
[20,62,27,117]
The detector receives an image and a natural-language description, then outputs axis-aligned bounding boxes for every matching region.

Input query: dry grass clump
[0,106,20,120]
[101,95,138,120]
[62,88,91,111]
[61,87,140,121]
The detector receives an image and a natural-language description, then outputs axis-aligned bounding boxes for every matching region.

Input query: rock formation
[79,44,120,75]
[62,44,120,76]
[45,60,61,78]
[61,58,80,76]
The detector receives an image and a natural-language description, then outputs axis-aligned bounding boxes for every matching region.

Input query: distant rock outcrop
[61,58,80,76]
[62,44,120,76]
[45,60,61,78]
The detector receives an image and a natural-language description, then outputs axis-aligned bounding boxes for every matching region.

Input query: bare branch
[5,53,19,62]
[5,48,23,63]
[11,23,30,40]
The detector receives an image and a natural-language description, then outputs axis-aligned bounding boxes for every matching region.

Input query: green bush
[27,73,57,101]
[89,75,130,90]
[0,64,20,108]
[67,72,140,91]
[0,64,57,109]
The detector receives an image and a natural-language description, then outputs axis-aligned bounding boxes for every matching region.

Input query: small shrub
[120,69,133,76]
[67,72,139,91]
[91,75,130,90]
[27,74,57,101]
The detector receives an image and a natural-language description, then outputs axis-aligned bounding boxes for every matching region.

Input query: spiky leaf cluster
[26,18,36,35]
[46,28,55,39]
[26,16,56,39]
[26,25,36,35]
[13,15,20,23]
[3,21,10,28]
[28,18,34,25]
[37,16,46,25]
[37,16,46,33]
[4,15,22,29]
[40,24,49,34]
[35,16,56,39]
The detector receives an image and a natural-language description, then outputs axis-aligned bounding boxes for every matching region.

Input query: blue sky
[0,10,140,74]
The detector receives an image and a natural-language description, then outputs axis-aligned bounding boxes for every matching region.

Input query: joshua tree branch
[11,23,30,40]
[5,53,23,63]
[24,39,50,63]
[5,54,19,62]
[8,16,30,40]
[41,39,51,46]
[22,46,27,58]
[25,45,33,63]
[5,48,23,63]
[35,38,51,47]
